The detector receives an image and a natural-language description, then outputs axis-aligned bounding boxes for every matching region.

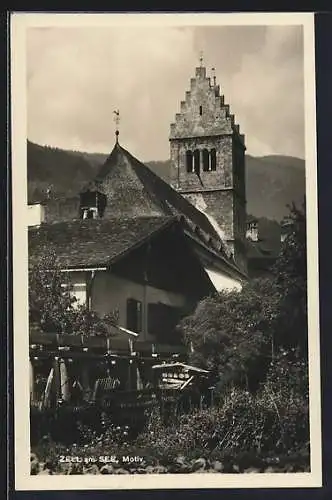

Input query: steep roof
[87,142,228,251]
[28,216,176,269]
[81,141,246,277]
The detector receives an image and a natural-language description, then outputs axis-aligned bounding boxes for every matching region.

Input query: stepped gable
[84,141,232,258]
[169,65,244,144]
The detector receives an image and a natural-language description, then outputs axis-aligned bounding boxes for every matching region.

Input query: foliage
[179,281,273,390]
[76,415,131,447]
[271,200,308,355]
[31,349,309,474]
[261,348,309,452]
[29,201,310,475]
[179,199,308,388]
[29,244,118,335]
[136,349,309,457]
[30,442,310,475]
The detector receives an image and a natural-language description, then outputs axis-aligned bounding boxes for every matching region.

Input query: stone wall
[169,65,247,273]
[44,197,81,223]
[170,135,234,191]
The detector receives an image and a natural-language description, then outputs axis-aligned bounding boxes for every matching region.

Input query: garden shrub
[30,349,309,474]
[135,349,309,458]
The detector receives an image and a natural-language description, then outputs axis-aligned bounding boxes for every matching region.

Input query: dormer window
[79,189,107,219]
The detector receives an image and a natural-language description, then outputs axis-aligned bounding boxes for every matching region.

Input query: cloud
[27,23,305,160]
[193,25,304,158]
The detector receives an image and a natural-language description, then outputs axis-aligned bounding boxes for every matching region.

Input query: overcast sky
[27,24,305,161]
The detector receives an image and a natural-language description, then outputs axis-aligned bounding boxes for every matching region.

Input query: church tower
[169,59,247,273]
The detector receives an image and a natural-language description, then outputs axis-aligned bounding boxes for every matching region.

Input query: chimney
[246,221,258,242]
[280,220,292,243]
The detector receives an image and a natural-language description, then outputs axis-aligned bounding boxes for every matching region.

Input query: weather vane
[199,51,204,67]
[113,109,120,142]
[211,67,216,86]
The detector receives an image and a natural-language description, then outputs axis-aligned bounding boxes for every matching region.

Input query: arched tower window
[210,149,217,171]
[199,105,203,116]
[193,149,200,175]
[186,150,193,173]
[202,149,209,171]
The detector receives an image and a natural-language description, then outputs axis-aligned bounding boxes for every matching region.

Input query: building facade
[28,59,250,416]
[28,141,246,292]
[169,63,247,274]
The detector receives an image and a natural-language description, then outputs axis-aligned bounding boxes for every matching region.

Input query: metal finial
[211,67,216,86]
[113,109,120,143]
[199,51,204,67]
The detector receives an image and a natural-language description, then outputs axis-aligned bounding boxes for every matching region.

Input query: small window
[202,149,209,172]
[210,149,217,171]
[199,105,203,116]
[186,150,193,173]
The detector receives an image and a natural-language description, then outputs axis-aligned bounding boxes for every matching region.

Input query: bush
[136,350,309,457]
[30,346,309,474]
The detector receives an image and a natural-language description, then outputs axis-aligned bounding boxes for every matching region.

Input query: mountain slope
[27,142,97,201]
[27,141,305,222]
[245,155,305,221]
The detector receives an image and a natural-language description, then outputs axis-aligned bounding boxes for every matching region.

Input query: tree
[179,280,273,391]
[179,199,308,388]
[271,200,307,356]
[29,244,117,336]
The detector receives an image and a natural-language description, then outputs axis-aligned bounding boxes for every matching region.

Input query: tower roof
[89,142,221,239]
[83,141,244,276]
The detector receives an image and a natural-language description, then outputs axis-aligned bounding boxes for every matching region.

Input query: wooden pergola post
[53,357,61,404]
[59,358,70,401]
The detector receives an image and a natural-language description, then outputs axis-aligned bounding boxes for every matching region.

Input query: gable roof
[86,142,230,253]
[32,141,245,279]
[29,216,218,298]
[28,216,177,269]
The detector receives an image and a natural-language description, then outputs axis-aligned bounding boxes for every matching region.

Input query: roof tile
[29,216,176,269]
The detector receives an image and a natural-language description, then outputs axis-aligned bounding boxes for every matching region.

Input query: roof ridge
[117,144,224,240]
[29,214,177,231]
[94,142,121,181]
[85,142,234,267]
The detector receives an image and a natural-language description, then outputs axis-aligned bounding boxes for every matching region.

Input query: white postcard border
[11,11,321,490]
